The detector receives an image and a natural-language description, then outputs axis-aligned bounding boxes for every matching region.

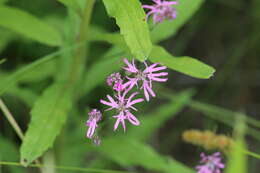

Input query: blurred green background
[0,0,260,172]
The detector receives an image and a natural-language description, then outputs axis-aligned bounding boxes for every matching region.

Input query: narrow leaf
[0,5,62,46]
[87,31,215,79]
[0,135,25,173]
[83,47,125,94]
[20,83,72,166]
[97,137,194,173]
[0,0,8,4]
[89,26,126,50]
[0,29,13,52]
[150,45,215,79]
[128,89,195,141]
[0,45,77,96]
[57,0,82,14]
[0,58,6,64]
[151,0,204,43]
[102,0,152,61]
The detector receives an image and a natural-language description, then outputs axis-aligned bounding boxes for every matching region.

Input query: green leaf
[87,31,215,79]
[16,60,57,82]
[82,47,125,94]
[151,0,204,43]
[57,0,82,14]
[128,89,195,141]
[0,135,25,173]
[6,86,38,107]
[0,5,62,46]
[0,45,77,96]
[150,45,215,79]
[20,83,72,166]
[189,100,260,142]
[0,0,8,4]
[102,0,152,61]
[0,29,14,52]
[225,115,247,173]
[97,137,194,173]
[0,58,6,64]
[89,26,126,50]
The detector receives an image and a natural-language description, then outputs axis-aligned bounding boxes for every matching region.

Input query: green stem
[0,99,46,172]
[0,161,133,173]
[0,98,24,140]
[243,150,260,160]
[69,0,96,84]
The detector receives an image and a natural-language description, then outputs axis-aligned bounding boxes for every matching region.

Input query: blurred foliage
[0,0,259,173]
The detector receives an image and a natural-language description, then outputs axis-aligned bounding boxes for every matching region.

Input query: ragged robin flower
[100,89,144,131]
[142,0,178,24]
[196,152,225,173]
[86,109,102,139]
[123,58,168,101]
[106,72,123,92]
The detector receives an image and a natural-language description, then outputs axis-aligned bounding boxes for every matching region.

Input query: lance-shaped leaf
[0,135,25,173]
[151,0,204,43]
[57,0,83,14]
[102,0,152,61]
[128,89,195,141]
[20,83,72,166]
[0,5,62,46]
[0,45,77,96]
[96,137,194,173]
[150,45,215,79]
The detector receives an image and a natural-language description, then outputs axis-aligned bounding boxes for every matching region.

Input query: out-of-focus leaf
[0,135,25,173]
[89,26,126,50]
[0,0,8,4]
[102,0,152,61]
[96,137,194,173]
[0,5,62,46]
[150,46,215,79]
[17,60,56,82]
[151,0,204,43]
[0,29,14,52]
[189,100,260,142]
[225,115,247,173]
[57,0,82,14]
[6,86,38,107]
[0,58,6,64]
[0,45,77,96]
[20,83,72,166]
[83,47,126,94]
[128,89,195,141]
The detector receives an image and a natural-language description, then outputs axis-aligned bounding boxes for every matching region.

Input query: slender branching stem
[0,98,24,140]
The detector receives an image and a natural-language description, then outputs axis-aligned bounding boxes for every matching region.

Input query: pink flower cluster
[143,0,178,24]
[196,152,225,173]
[85,58,168,144]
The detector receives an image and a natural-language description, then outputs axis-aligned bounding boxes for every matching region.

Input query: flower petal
[126,111,140,126]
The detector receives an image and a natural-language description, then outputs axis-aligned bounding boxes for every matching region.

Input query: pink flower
[106,72,124,92]
[100,90,144,131]
[196,152,225,173]
[123,58,168,101]
[86,109,102,139]
[142,0,178,24]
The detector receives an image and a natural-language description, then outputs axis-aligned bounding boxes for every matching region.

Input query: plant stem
[0,161,132,173]
[69,0,96,84]
[0,98,24,140]
[0,98,46,172]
